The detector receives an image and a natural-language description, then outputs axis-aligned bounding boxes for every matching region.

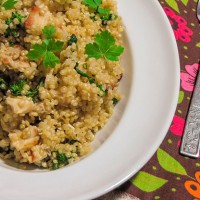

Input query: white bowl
[0,0,180,199]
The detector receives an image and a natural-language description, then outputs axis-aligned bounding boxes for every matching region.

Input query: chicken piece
[25,6,67,39]
[1,112,22,132]
[6,96,35,115]
[14,144,48,164]
[0,44,36,78]
[30,145,48,163]
[9,126,39,151]
[25,6,52,34]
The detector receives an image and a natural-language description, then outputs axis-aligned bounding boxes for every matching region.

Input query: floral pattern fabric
[98,0,200,199]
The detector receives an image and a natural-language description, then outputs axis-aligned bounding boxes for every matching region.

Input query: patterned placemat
[97,0,200,199]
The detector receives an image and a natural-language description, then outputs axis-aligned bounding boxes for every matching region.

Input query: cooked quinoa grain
[0,0,124,170]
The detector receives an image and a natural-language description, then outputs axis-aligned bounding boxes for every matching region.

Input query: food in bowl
[0,0,124,170]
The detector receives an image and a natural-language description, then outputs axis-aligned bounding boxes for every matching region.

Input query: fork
[180,1,200,158]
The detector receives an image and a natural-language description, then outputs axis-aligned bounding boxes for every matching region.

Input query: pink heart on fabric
[170,115,185,136]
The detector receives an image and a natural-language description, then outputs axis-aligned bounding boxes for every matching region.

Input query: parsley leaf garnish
[43,51,60,67]
[1,0,18,10]
[84,0,110,15]
[26,43,46,61]
[85,30,124,61]
[97,7,110,15]
[74,63,106,96]
[47,39,64,52]
[42,25,56,39]
[27,25,64,68]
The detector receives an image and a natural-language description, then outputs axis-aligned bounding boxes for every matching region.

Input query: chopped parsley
[67,34,78,46]
[6,12,24,25]
[52,163,59,170]
[10,79,27,96]
[85,30,124,61]
[84,0,110,15]
[27,25,64,68]
[74,63,106,96]
[9,78,44,101]
[26,88,37,99]
[68,139,78,145]
[1,0,18,10]
[101,13,112,25]
[4,12,26,44]
[112,98,119,105]
[52,151,69,170]
[26,77,44,101]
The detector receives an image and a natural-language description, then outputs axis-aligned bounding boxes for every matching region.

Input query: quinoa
[0,0,124,170]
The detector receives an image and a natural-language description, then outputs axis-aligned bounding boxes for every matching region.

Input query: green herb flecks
[85,30,124,61]
[27,25,64,68]
[52,162,59,170]
[74,63,106,96]
[63,138,79,145]
[4,12,26,44]
[52,151,69,170]
[10,79,27,96]
[9,78,44,101]
[67,34,78,46]
[68,139,79,145]
[26,88,38,99]
[1,0,18,10]
[112,98,119,105]
[26,77,44,101]
[101,13,112,25]
[84,0,110,15]
[6,12,24,25]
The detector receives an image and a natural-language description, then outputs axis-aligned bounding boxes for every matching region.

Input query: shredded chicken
[1,111,22,132]
[9,126,40,151]
[25,6,52,34]
[30,145,48,163]
[25,6,67,40]
[0,44,36,77]
[6,96,35,115]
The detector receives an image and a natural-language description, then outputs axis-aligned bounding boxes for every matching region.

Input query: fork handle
[180,70,200,158]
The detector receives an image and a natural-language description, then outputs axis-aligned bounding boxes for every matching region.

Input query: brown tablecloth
[98,0,200,199]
